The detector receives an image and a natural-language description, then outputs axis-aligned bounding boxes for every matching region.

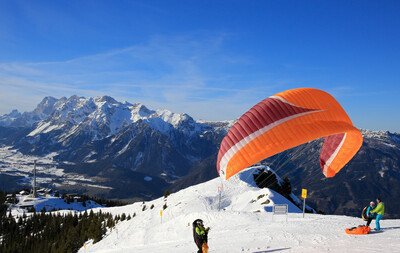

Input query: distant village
[3,161,100,214]
[5,188,87,212]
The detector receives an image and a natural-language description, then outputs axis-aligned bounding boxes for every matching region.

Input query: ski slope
[79,167,400,253]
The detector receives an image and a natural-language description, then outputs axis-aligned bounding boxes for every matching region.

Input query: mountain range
[0,95,399,218]
[0,95,229,201]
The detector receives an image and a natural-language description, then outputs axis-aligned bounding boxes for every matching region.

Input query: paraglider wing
[217,88,363,180]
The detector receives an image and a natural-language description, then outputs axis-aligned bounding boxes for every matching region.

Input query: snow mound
[74,168,291,252]
[79,177,400,252]
[77,167,400,253]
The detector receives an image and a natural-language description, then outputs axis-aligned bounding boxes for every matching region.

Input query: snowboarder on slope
[193,219,210,253]
[365,201,376,226]
[370,198,385,231]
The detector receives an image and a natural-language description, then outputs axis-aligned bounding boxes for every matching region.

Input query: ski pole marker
[301,189,307,199]
[301,189,307,218]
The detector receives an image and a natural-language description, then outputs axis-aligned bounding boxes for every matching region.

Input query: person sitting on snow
[193,219,210,253]
[365,201,376,226]
[370,197,385,231]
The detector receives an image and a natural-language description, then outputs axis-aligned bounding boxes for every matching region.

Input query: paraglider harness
[193,219,209,253]
[345,225,371,235]
[361,206,368,221]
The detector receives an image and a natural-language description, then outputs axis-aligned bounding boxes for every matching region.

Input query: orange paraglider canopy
[217,88,363,180]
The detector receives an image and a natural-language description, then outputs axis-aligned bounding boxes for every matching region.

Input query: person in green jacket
[370,197,384,231]
[193,219,210,253]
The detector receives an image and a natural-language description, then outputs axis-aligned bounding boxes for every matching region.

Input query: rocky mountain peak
[33,96,58,116]
[130,103,153,120]
[95,95,119,105]
[6,109,21,118]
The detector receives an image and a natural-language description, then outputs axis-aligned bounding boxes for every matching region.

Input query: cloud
[1,34,396,132]
[0,33,280,119]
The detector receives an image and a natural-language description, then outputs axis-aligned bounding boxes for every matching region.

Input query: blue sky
[0,0,399,131]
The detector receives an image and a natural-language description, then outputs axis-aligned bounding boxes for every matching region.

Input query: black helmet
[196,219,203,226]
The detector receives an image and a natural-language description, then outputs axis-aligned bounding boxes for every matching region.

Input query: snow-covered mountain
[76,167,400,253]
[262,129,400,218]
[1,95,399,219]
[1,95,223,139]
[0,95,231,200]
[0,96,59,127]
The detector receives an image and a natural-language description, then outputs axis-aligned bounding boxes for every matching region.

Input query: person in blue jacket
[365,201,376,226]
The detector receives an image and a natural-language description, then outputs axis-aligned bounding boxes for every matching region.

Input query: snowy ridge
[361,129,400,146]
[77,167,400,253]
[0,95,218,140]
[78,167,301,252]
[0,109,22,126]
[0,96,60,127]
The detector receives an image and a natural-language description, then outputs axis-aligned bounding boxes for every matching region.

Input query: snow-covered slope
[77,167,400,253]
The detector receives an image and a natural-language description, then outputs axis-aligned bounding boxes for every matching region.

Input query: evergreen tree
[164,190,171,198]
[253,168,280,190]
[0,208,115,253]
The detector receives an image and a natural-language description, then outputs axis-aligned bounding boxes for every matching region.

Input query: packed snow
[77,167,400,253]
